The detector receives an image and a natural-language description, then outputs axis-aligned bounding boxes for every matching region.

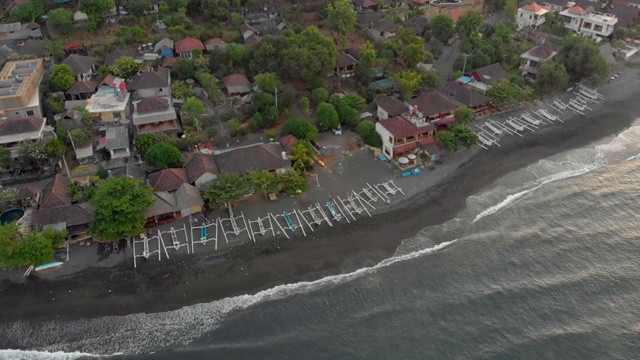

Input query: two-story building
[375,96,408,120]
[0,58,45,121]
[467,63,511,94]
[61,54,98,81]
[375,111,436,160]
[516,2,550,30]
[85,82,130,125]
[132,96,180,135]
[559,5,617,39]
[0,118,48,158]
[520,43,557,81]
[127,67,171,99]
[406,91,462,124]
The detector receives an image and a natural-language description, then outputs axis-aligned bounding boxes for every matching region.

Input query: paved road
[435,41,462,91]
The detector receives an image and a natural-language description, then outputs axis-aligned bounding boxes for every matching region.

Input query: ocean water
[2,126,640,360]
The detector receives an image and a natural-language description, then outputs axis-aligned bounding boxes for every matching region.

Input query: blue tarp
[457,76,472,84]
[161,49,173,57]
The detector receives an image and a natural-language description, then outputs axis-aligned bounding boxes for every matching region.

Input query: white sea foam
[472,163,598,224]
[0,349,98,360]
[2,241,457,357]
[471,126,640,224]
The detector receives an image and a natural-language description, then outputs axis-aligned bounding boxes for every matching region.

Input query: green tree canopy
[278,169,308,194]
[203,172,252,208]
[452,125,479,149]
[46,8,74,35]
[454,106,474,124]
[89,176,154,241]
[437,130,458,154]
[430,14,455,43]
[282,26,339,83]
[10,0,45,22]
[182,97,205,130]
[558,38,609,87]
[487,78,522,106]
[19,140,47,168]
[357,120,382,147]
[537,62,570,94]
[113,56,140,78]
[228,119,242,137]
[246,170,278,197]
[456,10,483,43]
[281,118,318,141]
[316,102,340,131]
[254,72,281,93]
[0,147,10,169]
[136,133,156,154]
[393,70,422,100]
[325,0,357,43]
[311,87,329,105]
[171,81,192,99]
[79,0,114,17]
[145,142,182,168]
[44,138,65,160]
[50,64,76,92]
[129,0,150,16]
[0,224,68,269]
[290,142,315,172]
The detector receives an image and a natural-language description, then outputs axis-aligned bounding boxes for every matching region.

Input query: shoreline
[1,70,640,328]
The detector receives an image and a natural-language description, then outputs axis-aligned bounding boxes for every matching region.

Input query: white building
[516,2,550,30]
[559,5,617,39]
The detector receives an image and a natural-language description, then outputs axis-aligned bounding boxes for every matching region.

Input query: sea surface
[2,126,640,360]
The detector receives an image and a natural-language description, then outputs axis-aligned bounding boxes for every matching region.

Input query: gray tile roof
[62,54,98,75]
[105,126,129,150]
[214,143,290,174]
[127,67,170,90]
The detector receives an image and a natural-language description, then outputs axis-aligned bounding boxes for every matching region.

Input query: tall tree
[504,0,517,26]
[281,118,318,140]
[254,72,282,93]
[79,0,114,18]
[437,131,458,154]
[290,142,315,172]
[325,0,357,45]
[393,70,422,100]
[558,38,609,87]
[46,8,74,35]
[50,64,76,92]
[430,14,455,44]
[456,10,483,43]
[454,106,474,124]
[282,26,339,83]
[452,125,479,148]
[129,0,150,17]
[10,0,45,22]
[145,143,182,168]
[487,79,522,106]
[316,102,340,131]
[537,62,570,94]
[246,170,278,198]
[113,56,140,78]
[89,176,154,242]
[181,97,205,130]
[278,169,307,194]
[18,140,47,169]
[202,172,252,208]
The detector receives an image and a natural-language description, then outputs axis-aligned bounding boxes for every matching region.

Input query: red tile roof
[39,186,71,209]
[148,168,188,192]
[136,97,170,113]
[279,134,299,152]
[379,116,420,139]
[567,5,587,15]
[66,80,97,95]
[175,37,205,53]
[223,73,251,87]
[393,142,417,154]
[205,38,225,45]
[521,2,549,13]
[407,92,462,117]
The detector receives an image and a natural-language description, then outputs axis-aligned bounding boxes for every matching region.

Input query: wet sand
[1,71,639,325]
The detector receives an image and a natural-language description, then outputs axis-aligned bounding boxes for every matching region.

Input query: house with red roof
[223,73,252,95]
[516,2,550,30]
[520,42,557,81]
[374,91,461,159]
[205,38,227,51]
[174,37,205,59]
[144,167,204,225]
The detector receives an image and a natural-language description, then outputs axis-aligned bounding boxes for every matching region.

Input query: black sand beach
[0,73,639,328]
